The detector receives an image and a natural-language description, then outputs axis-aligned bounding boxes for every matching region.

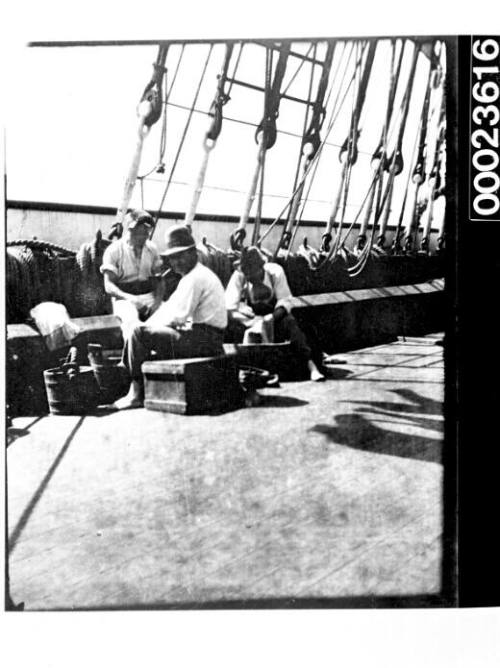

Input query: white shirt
[100,238,162,283]
[225,262,293,313]
[147,262,227,330]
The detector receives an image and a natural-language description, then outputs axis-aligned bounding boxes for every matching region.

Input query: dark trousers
[122,323,225,381]
[227,313,311,361]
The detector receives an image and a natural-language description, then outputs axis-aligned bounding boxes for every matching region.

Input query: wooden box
[71,315,123,352]
[7,323,51,416]
[223,341,307,381]
[143,355,244,415]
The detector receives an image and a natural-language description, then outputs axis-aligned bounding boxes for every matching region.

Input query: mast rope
[151,44,214,237]
[347,42,421,275]
[110,44,169,240]
[402,47,441,252]
[318,40,375,264]
[256,41,361,248]
[420,93,446,252]
[276,42,336,253]
[230,42,290,250]
[252,47,274,245]
[281,44,315,96]
[184,44,235,230]
[138,44,186,181]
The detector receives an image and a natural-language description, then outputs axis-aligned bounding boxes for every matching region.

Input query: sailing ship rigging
[6,36,446,323]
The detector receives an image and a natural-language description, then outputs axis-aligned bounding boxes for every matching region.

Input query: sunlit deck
[6,333,445,610]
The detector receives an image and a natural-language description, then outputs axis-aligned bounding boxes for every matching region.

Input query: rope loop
[320,232,333,253]
[206,88,231,142]
[387,148,404,176]
[302,122,322,161]
[230,228,247,251]
[280,230,292,251]
[339,128,360,165]
[355,233,367,253]
[140,61,167,128]
[412,160,425,184]
[108,222,123,241]
[254,117,278,150]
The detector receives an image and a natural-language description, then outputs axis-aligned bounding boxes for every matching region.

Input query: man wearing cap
[100,209,163,335]
[115,225,227,409]
[225,246,324,381]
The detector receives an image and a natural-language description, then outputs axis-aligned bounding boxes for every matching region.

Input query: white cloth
[225,261,293,313]
[112,293,157,337]
[146,262,227,330]
[242,315,274,344]
[30,302,81,351]
[100,238,162,283]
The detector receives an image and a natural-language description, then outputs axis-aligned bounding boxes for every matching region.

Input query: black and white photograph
[2,4,500,665]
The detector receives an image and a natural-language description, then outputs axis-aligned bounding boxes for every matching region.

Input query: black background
[456,35,500,607]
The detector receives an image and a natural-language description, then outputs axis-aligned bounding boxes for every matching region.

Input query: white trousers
[112,292,156,338]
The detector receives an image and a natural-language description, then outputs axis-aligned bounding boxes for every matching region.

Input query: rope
[285,44,350,259]
[370,39,403,249]
[402,50,440,253]
[231,43,290,250]
[420,121,445,252]
[391,119,421,254]
[279,42,336,253]
[371,39,404,170]
[420,79,446,252]
[281,43,314,96]
[325,40,371,262]
[138,44,186,179]
[111,45,169,240]
[151,44,214,236]
[316,41,356,252]
[185,44,235,229]
[154,100,376,152]
[277,44,318,252]
[139,44,169,128]
[257,41,359,249]
[252,48,273,245]
[347,44,421,274]
[6,244,80,322]
[6,239,76,255]
[385,41,421,181]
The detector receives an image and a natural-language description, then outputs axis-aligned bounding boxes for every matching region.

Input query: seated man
[115,225,227,409]
[225,246,324,381]
[100,209,163,336]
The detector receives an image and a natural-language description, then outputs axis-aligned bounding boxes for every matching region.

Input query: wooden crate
[7,315,123,417]
[7,324,51,416]
[71,315,123,352]
[143,355,244,415]
[223,342,307,381]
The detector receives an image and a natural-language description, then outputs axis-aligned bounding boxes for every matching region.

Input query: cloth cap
[161,225,196,257]
[126,209,154,229]
[238,246,266,273]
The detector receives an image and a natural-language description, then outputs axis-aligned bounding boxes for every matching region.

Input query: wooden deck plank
[7,334,445,609]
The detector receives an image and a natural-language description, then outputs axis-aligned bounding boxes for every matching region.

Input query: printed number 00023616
[470,37,500,219]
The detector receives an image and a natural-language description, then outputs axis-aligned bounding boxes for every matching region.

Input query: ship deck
[6,332,447,610]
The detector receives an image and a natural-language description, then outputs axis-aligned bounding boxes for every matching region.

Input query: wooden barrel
[43,366,100,415]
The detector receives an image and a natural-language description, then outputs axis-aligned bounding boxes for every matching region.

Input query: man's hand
[128,295,146,310]
[272,306,287,323]
[151,294,163,313]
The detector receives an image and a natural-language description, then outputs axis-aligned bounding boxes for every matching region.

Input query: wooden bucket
[43,365,100,415]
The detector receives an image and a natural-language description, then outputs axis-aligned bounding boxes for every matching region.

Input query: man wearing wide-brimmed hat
[115,224,227,409]
[225,246,324,381]
[100,209,163,335]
